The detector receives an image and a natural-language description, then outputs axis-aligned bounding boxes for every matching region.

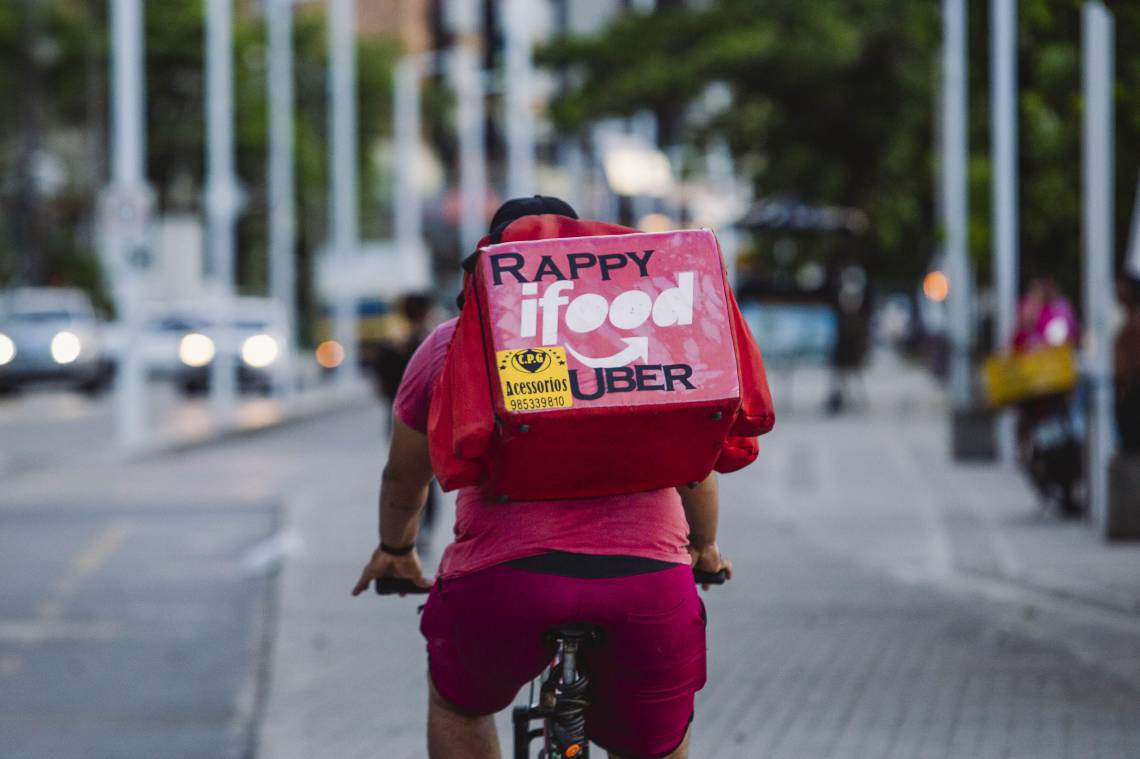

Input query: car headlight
[0,333,14,366]
[51,331,82,365]
[241,334,279,368]
[179,333,216,367]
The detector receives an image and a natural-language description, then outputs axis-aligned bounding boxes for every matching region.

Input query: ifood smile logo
[516,272,694,367]
[511,348,552,374]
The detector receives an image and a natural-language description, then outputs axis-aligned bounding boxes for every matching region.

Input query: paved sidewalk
[767,354,1140,617]
[255,360,1140,758]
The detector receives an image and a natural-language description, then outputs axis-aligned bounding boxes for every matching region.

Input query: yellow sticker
[496,347,573,413]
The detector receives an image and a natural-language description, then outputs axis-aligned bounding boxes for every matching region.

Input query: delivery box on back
[429,215,774,501]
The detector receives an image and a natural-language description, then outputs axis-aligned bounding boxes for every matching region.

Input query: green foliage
[543,0,1140,297]
[138,2,397,295]
[0,0,398,333]
[542,0,939,287]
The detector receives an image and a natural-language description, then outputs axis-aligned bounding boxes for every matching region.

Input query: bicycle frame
[513,629,594,759]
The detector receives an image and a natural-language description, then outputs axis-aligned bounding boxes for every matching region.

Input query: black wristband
[380,542,415,556]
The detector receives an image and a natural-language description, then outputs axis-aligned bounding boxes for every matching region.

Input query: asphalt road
[0,384,335,759]
[0,503,276,759]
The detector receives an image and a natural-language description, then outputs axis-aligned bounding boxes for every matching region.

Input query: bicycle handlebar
[375,567,727,595]
[374,578,431,595]
[692,567,727,585]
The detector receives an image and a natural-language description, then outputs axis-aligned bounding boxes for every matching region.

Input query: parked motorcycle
[1017,389,1085,517]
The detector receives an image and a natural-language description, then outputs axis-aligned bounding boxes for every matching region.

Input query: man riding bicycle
[352,197,734,759]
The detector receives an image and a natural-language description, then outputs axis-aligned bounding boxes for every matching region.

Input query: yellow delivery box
[981,345,1079,408]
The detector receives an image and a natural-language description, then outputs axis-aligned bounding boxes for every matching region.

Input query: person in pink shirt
[1013,277,1079,352]
[351,197,732,759]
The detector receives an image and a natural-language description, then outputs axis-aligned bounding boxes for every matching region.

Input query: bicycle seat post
[560,638,579,685]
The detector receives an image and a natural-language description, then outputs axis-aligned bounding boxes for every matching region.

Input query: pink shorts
[420,562,707,759]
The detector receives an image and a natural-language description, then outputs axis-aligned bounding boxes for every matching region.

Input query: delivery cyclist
[351,198,733,759]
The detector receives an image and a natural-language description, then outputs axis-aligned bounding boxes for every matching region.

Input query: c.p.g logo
[510,348,552,374]
[497,347,573,413]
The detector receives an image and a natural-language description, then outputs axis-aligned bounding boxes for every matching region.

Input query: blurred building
[358,0,434,51]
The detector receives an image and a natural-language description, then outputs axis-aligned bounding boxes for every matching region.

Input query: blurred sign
[981,345,1079,407]
[127,246,153,271]
[742,302,837,365]
[98,184,155,249]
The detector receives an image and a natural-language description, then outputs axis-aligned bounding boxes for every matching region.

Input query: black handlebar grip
[374,578,432,595]
[693,568,727,585]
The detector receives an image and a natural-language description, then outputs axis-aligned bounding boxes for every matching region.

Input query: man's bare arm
[679,474,719,549]
[378,419,435,547]
[351,419,435,595]
[677,474,732,584]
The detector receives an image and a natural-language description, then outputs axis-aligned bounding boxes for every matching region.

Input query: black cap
[488,195,578,237]
[457,196,580,308]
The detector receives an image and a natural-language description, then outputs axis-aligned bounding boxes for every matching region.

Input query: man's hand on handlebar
[687,542,732,591]
[351,544,433,597]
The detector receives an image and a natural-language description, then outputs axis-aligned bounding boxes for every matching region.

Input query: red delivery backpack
[427,213,774,501]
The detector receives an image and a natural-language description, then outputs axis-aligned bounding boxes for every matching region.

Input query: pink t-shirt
[393,318,691,579]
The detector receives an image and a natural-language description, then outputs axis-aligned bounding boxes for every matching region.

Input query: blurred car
[173,297,293,395]
[0,287,113,395]
[139,306,214,380]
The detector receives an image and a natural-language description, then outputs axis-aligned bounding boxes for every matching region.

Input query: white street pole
[502,0,536,198]
[991,0,1019,462]
[107,0,151,450]
[328,0,360,384]
[205,0,239,417]
[942,0,972,411]
[1082,1,1116,532]
[110,0,144,188]
[394,57,422,254]
[267,0,297,396]
[452,48,486,255]
[449,0,486,263]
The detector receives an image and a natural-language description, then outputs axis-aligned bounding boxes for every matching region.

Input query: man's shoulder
[427,318,459,356]
[423,317,458,344]
[415,317,459,378]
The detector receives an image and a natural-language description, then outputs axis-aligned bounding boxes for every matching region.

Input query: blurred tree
[541,0,938,288]
[141,1,397,320]
[0,0,98,291]
[542,0,1140,300]
[998,0,1140,303]
[0,0,398,336]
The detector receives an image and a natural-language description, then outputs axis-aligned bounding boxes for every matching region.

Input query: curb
[140,382,376,459]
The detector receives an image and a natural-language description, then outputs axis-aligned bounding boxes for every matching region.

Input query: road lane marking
[72,521,129,577]
[25,521,132,635]
[55,521,129,596]
[0,620,118,643]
